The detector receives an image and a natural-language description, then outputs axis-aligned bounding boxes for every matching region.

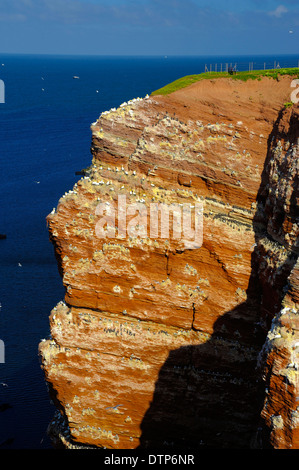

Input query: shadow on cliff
[138,107,298,450]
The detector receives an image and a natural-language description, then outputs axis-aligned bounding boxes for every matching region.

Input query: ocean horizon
[0,52,298,449]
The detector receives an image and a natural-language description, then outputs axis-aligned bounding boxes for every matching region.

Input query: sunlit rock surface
[39,76,298,449]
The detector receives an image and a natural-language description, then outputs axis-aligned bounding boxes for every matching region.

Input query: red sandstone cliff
[39,75,298,449]
[255,104,299,449]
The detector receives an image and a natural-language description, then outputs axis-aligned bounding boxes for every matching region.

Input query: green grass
[151,67,299,96]
[284,101,294,108]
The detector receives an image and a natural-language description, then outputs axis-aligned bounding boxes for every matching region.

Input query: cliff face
[256,105,299,448]
[39,76,298,449]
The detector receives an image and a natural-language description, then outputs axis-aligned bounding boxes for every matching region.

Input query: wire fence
[204,58,299,73]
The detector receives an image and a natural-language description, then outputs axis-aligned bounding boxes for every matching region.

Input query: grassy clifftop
[151,67,299,96]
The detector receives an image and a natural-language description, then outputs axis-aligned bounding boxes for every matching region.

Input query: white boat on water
[73,76,80,79]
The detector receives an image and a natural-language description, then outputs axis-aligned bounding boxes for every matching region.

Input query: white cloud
[269,5,288,17]
[0,12,27,22]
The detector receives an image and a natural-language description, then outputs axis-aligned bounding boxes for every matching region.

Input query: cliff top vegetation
[151,67,299,96]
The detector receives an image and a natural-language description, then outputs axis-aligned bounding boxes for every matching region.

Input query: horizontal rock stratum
[39,73,299,449]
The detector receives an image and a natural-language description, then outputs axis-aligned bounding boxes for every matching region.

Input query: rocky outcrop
[255,105,299,449]
[39,75,298,449]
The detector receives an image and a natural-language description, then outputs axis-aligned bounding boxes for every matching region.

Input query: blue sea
[0,53,298,449]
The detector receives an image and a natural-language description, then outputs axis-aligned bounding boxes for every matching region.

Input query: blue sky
[0,0,298,55]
